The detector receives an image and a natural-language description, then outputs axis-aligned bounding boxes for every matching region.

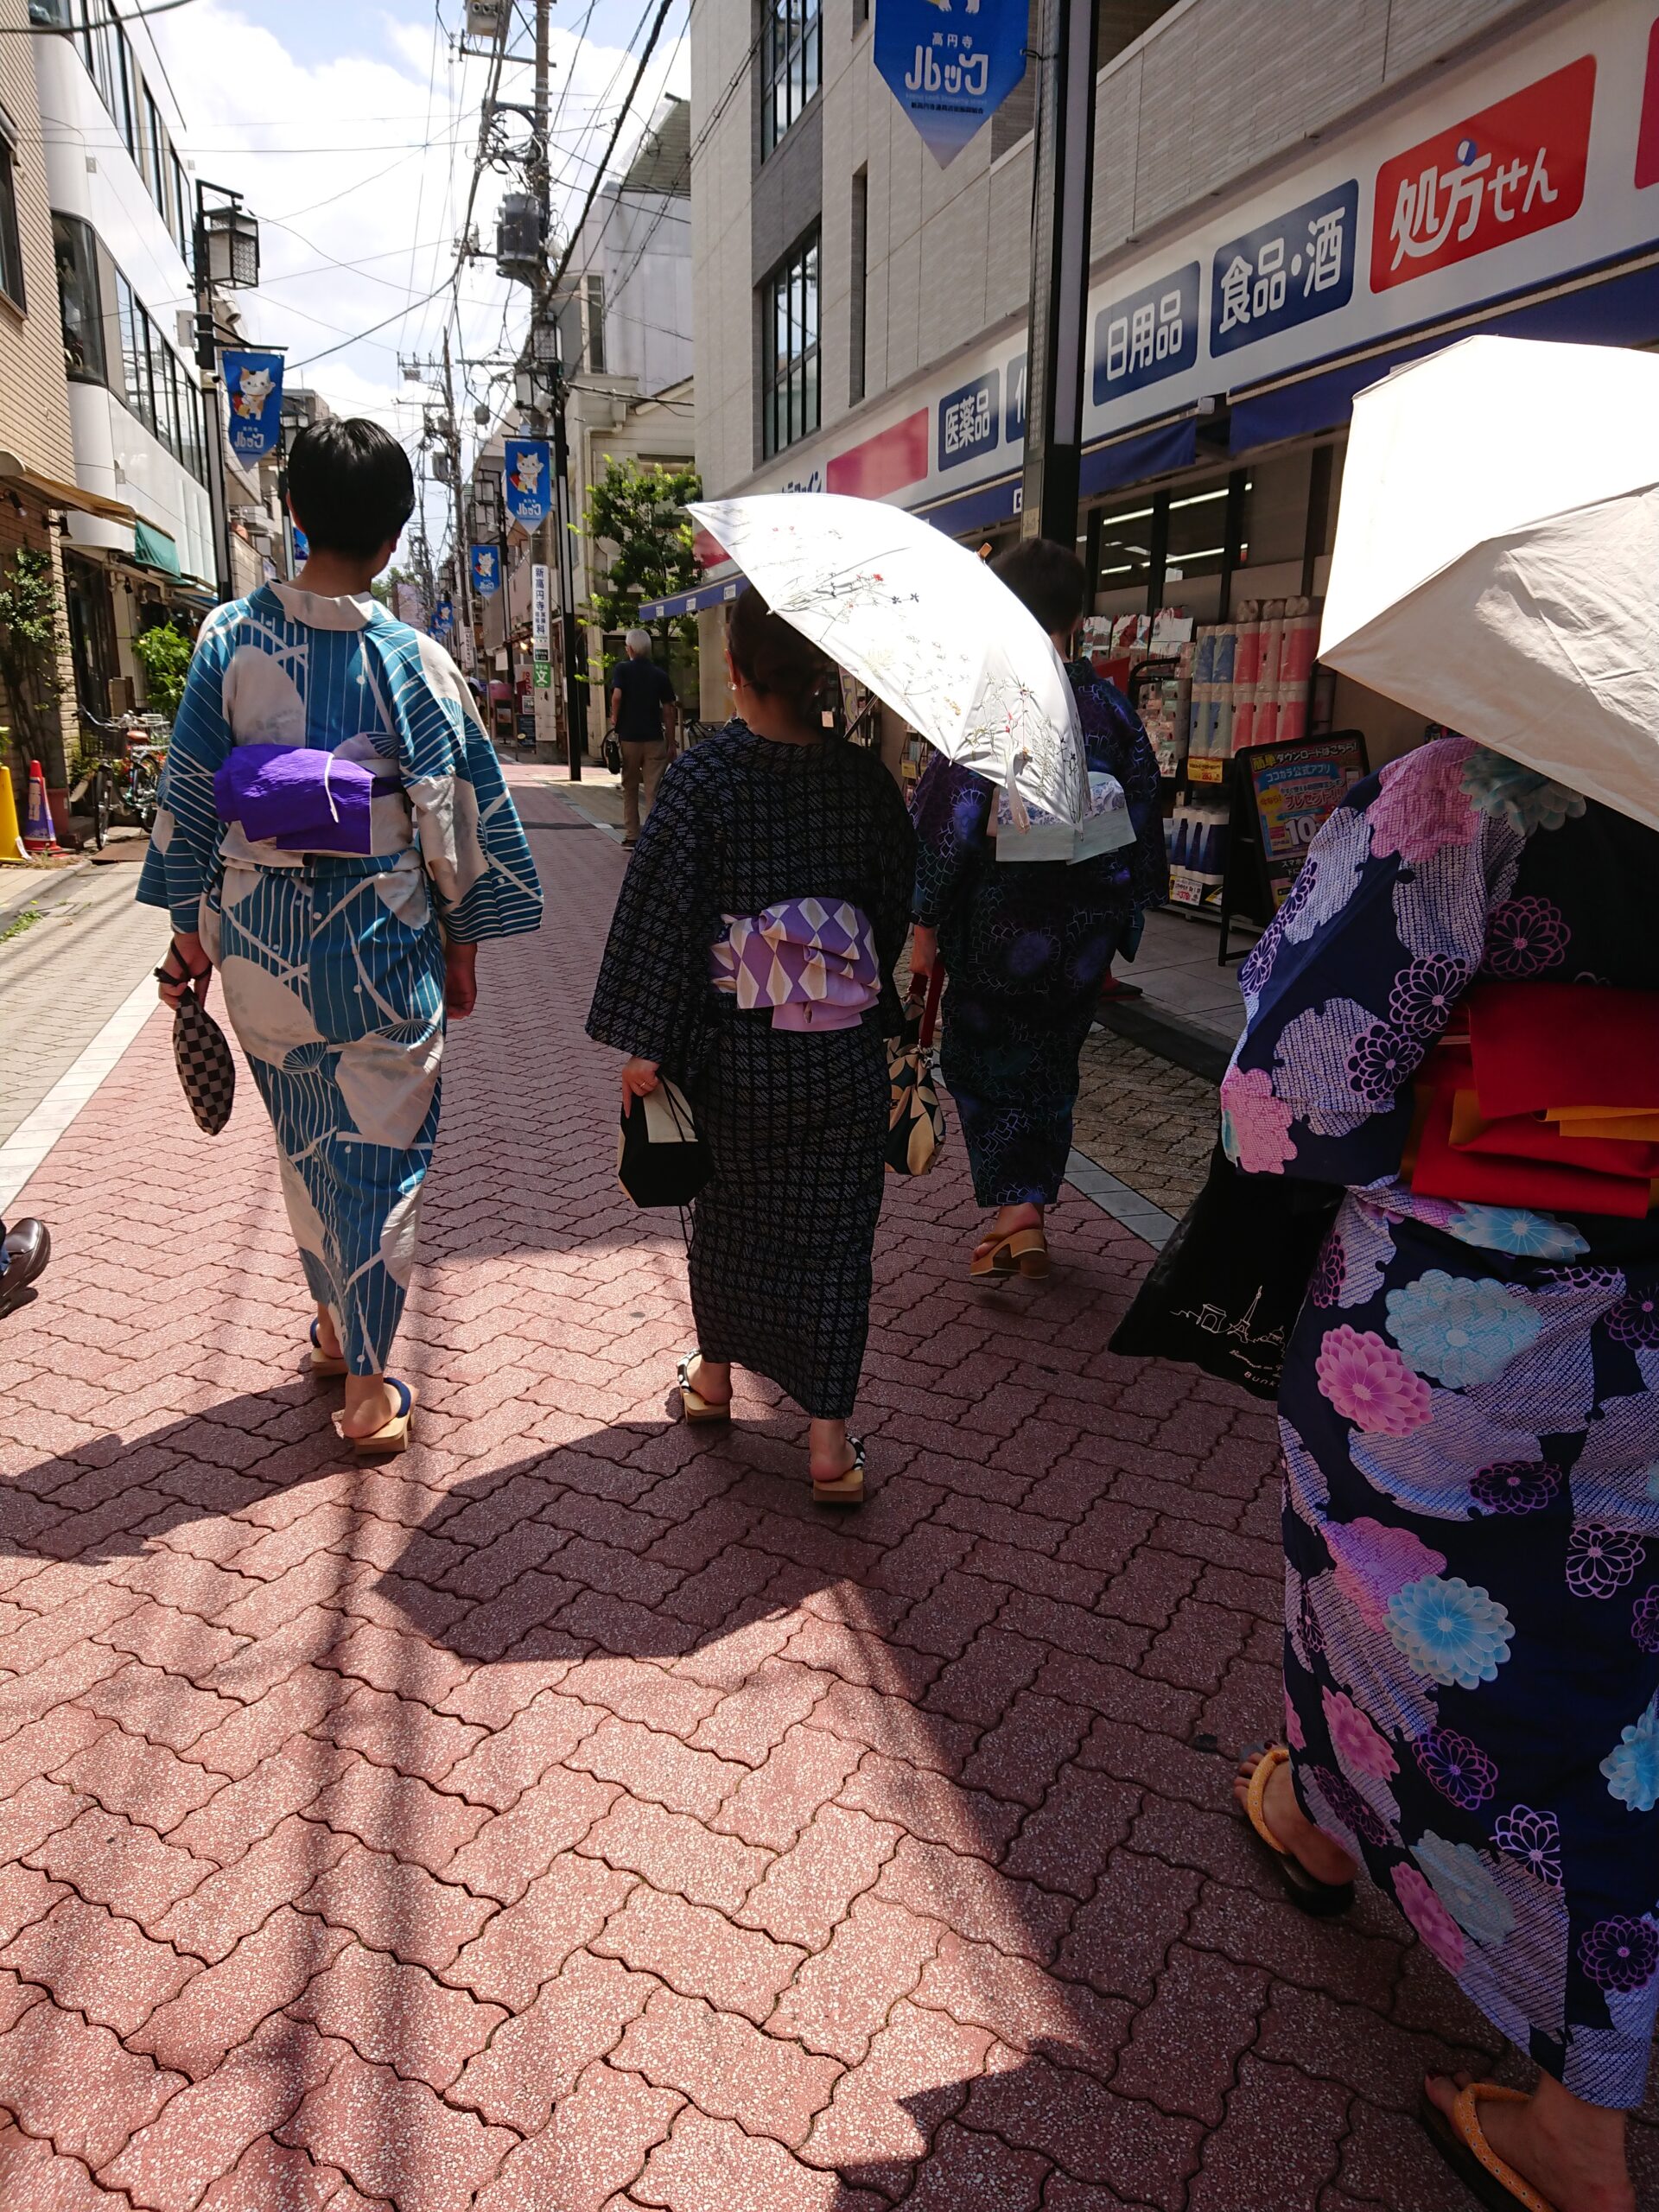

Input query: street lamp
[193,182,262,604]
[200,200,260,291]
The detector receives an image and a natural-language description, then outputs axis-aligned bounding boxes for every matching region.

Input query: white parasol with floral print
[690,493,1090,825]
[1320,334,1659,834]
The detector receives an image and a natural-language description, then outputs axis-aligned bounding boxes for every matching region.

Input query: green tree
[131,622,194,720]
[582,458,702,652]
[0,546,67,786]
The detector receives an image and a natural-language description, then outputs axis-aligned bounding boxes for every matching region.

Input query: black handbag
[618,1078,710,1208]
[168,988,236,1136]
[1109,1141,1341,1400]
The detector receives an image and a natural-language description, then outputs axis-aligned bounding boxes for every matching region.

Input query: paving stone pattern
[0,774,1645,2210]
[1071,1035,1217,1223]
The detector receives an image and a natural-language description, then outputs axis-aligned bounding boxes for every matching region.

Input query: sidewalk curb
[1094,998,1232,1084]
[0,859,90,935]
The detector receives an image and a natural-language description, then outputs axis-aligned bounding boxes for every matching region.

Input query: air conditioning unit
[495,194,543,288]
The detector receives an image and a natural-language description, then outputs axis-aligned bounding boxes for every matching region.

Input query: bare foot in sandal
[1424,2070,1632,2212]
[1232,1749,1357,1888]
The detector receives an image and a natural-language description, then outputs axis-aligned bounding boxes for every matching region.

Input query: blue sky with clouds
[139,0,690,571]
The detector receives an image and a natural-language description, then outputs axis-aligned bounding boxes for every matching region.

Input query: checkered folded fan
[172,991,236,1135]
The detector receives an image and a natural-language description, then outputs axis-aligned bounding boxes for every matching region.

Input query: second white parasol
[1319,334,1659,833]
[689,493,1090,825]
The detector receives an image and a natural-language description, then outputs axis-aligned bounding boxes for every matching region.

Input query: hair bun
[728,588,836,725]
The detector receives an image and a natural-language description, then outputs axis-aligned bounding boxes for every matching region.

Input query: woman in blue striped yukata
[138,420,542,1453]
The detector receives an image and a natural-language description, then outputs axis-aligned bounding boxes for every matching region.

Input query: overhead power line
[547,0,674,296]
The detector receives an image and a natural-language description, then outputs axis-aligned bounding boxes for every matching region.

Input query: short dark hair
[287,418,415,562]
[728,587,836,726]
[990,537,1088,636]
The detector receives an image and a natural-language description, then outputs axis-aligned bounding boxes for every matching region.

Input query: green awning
[132,520,181,576]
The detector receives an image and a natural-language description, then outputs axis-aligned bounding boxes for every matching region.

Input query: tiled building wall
[691,0,1545,498]
[0,0,75,485]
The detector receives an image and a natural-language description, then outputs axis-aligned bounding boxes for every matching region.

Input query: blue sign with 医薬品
[938,368,999,471]
[1092,264,1199,406]
[874,0,1028,167]
[222,349,284,461]
[1209,180,1358,357]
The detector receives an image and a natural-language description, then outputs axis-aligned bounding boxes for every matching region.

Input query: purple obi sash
[710,899,880,1032]
[214,744,398,856]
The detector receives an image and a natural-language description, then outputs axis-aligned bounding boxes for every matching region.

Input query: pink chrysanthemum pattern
[1217,1065,1297,1174]
[1367,740,1479,868]
[1322,1687,1398,1780]
[1393,1863,1467,1972]
[1315,1327,1433,1435]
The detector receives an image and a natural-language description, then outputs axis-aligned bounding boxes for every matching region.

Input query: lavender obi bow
[710,899,880,1032]
[214,744,398,856]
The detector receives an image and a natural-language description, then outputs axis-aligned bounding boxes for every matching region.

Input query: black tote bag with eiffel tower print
[1109,1141,1340,1401]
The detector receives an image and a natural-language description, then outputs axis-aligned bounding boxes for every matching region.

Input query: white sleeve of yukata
[385,629,543,944]
[135,605,238,936]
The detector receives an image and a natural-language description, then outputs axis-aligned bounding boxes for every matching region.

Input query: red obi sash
[1409,983,1659,1219]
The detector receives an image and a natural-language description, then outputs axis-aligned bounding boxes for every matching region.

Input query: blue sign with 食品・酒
[938,368,999,471]
[874,0,1028,167]
[1092,264,1199,406]
[471,544,500,598]
[1209,180,1358,357]
[503,438,551,530]
[222,349,284,461]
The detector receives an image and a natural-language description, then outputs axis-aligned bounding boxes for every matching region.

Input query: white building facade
[35,0,215,715]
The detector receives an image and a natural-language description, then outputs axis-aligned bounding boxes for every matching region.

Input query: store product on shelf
[1167,797,1230,910]
[1185,595,1321,781]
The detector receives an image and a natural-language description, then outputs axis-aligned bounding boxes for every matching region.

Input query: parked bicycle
[84,712,168,849]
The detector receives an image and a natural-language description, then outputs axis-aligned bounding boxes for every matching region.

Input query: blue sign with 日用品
[1092,264,1199,406]
[938,368,999,472]
[222,349,284,462]
[874,0,1028,168]
[1209,180,1358,357]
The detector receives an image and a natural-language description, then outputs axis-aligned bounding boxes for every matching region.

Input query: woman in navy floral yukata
[1224,733,1659,2212]
[910,540,1166,1281]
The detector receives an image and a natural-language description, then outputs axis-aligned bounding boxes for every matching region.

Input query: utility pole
[529,0,583,775]
[1020,0,1100,548]
[441,330,474,663]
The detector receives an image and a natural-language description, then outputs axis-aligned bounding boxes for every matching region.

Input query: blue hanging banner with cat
[221,350,285,463]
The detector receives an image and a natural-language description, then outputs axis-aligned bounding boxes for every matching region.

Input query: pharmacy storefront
[673,0,1659,915]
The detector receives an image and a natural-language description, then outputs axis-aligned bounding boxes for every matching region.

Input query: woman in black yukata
[588,589,914,1506]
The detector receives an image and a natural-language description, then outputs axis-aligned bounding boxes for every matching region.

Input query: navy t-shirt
[610,657,676,741]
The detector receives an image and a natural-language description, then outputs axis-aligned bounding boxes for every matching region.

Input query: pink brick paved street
[0,779,1646,2209]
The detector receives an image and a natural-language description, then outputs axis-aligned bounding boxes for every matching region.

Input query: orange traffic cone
[22,759,57,854]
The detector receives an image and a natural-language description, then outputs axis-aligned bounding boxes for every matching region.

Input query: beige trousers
[620,740,670,841]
